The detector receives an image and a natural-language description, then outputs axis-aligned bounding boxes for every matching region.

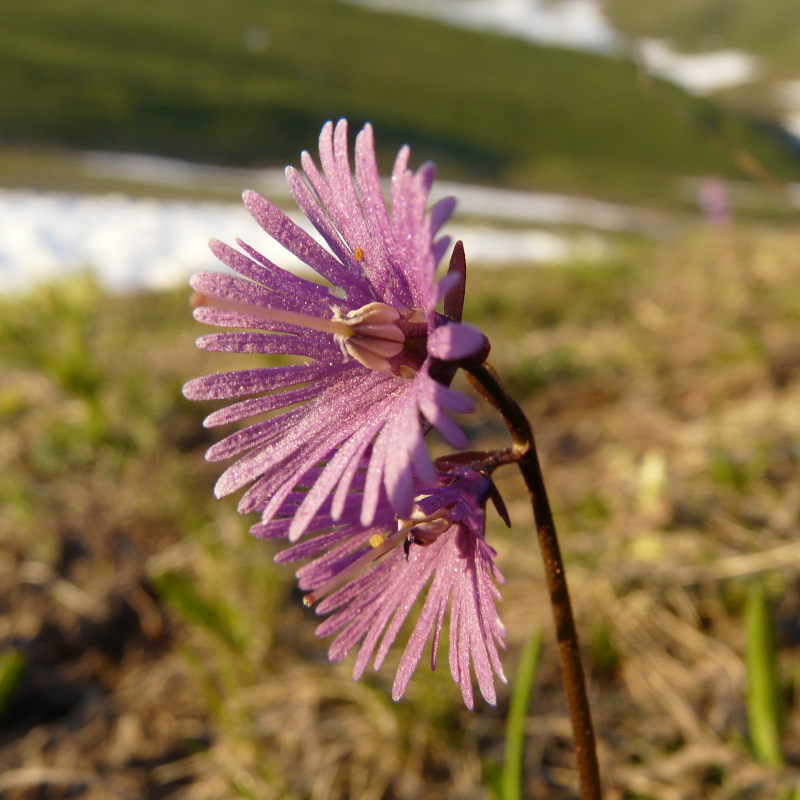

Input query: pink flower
[259,462,507,709]
[183,120,488,540]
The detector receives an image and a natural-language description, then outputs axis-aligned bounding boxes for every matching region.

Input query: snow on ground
[776,80,800,140]
[637,39,760,96]
[0,188,611,293]
[343,0,620,53]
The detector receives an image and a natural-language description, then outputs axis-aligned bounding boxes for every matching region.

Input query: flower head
[259,461,507,708]
[183,120,488,540]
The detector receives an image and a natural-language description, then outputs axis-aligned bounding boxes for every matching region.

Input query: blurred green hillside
[2,0,799,202]
[607,0,800,73]
[606,0,800,118]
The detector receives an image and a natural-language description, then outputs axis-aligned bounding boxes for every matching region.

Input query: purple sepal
[427,321,490,363]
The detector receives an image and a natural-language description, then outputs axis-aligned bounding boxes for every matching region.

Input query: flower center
[397,508,453,559]
[195,295,425,374]
[300,507,455,607]
[333,302,406,371]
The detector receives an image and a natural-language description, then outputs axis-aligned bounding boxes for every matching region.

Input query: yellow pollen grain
[354,247,364,261]
[369,533,387,548]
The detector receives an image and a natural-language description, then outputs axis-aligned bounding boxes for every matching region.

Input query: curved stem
[468,364,602,800]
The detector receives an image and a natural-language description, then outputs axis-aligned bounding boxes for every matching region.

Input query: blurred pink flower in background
[700,176,732,228]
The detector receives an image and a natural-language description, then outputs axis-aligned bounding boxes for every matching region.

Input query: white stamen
[348,337,404,358]
[343,340,393,371]
[405,507,451,524]
[408,517,452,542]
[345,302,401,327]
[397,508,453,547]
[335,302,406,372]
[352,323,405,342]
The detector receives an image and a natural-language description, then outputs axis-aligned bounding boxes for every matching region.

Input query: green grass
[500,624,542,800]
[1,0,799,203]
[0,650,26,721]
[746,582,783,768]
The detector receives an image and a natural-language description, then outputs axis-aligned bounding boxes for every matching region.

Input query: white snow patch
[0,190,314,292]
[343,0,620,52]
[637,39,760,96]
[777,80,800,109]
[85,151,659,232]
[0,189,611,293]
[446,224,607,264]
[781,111,800,140]
[776,80,800,139]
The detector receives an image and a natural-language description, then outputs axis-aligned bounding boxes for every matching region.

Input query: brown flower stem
[467,364,602,800]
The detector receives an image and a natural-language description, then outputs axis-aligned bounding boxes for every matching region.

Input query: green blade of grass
[746,582,783,768]
[502,624,542,800]
[152,570,247,653]
[0,649,26,719]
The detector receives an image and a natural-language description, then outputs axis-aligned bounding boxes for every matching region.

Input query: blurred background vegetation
[3,1,800,799]
[3,0,800,202]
